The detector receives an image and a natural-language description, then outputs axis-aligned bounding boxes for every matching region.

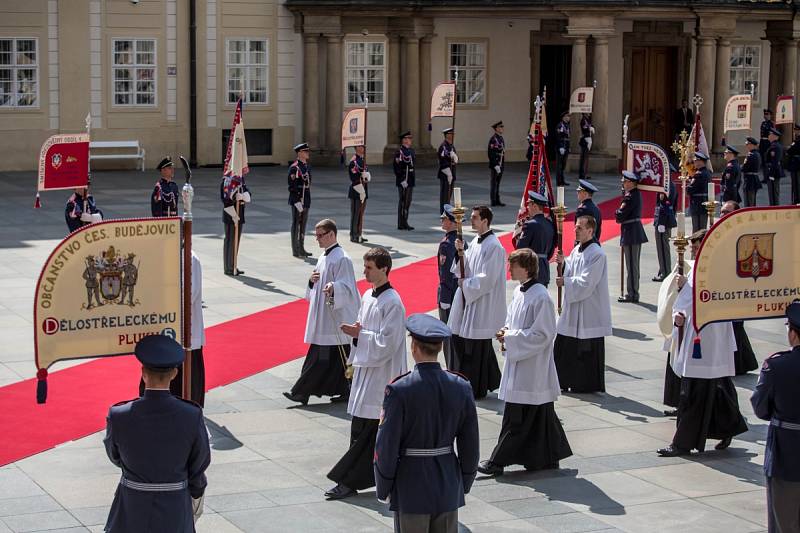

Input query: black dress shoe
[406,225,414,231]
[350,237,357,243]
[497,201,506,207]
[330,394,349,403]
[477,460,504,476]
[715,437,732,450]
[301,250,312,257]
[652,275,665,282]
[282,391,309,405]
[224,271,234,276]
[324,484,356,500]
[657,445,690,457]
[358,236,368,243]
[618,296,633,303]
[235,269,245,275]
[663,409,678,417]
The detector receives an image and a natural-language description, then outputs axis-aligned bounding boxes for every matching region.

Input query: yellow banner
[693,206,800,331]
[35,218,183,370]
[341,108,367,149]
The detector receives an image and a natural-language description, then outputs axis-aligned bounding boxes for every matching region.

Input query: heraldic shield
[736,233,775,280]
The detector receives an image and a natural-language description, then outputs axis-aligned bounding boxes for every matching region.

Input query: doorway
[539,45,572,160]
[629,46,678,149]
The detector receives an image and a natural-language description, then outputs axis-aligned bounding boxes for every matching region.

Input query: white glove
[224,205,240,224]
[451,152,459,164]
[241,191,251,203]
[90,213,103,223]
[353,183,366,203]
[80,212,93,223]
[559,147,566,155]
[494,165,501,174]
[192,495,204,523]
[442,167,453,184]
[589,126,596,134]
[657,224,666,233]
[294,201,304,213]
[401,180,408,189]
[361,171,371,182]
[586,138,593,151]
[439,303,451,310]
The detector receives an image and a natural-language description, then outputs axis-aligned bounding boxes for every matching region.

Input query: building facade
[1,0,798,171]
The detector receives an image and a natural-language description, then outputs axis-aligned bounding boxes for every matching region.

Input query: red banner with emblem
[626,141,670,194]
[38,133,90,191]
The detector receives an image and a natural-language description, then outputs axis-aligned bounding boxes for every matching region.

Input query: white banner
[723,94,751,132]
[341,108,367,149]
[569,87,594,114]
[430,82,456,118]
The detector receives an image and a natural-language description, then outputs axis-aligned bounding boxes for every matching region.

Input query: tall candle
[453,187,462,208]
[707,181,715,200]
[557,186,564,207]
[677,212,685,237]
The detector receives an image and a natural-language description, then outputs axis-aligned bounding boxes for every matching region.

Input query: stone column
[418,35,433,150]
[402,35,420,142]
[568,36,587,147]
[783,39,798,137]
[592,36,610,153]
[325,33,344,154]
[713,38,731,153]
[695,36,717,147]
[386,34,401,147]
[303,34,320,148]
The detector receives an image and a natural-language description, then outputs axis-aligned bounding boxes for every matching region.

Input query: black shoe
[224,271,234,276]
[657,445,690,457]
[652,275,665,282]
[292,252,301,258]
[282,391,309,405]
[715,437,732,450]
[477,460,504,476]
[235,269,245,275]
[330,394,349,403]
[324,484,356,500]
[618,296,633,303]
[301,250,312,257]
[350,237,357,243]
[406,225,414,231]
[497,201,506,207]
[358,236,368,243]
[663,409,678,417]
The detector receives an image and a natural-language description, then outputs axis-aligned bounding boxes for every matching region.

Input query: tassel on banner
[692,336,702,359]
[34,192,41,209]
[36,368,48,404]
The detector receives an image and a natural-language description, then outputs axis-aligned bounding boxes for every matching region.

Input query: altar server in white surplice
[657,233,747,457]
[326,247,407,500]
[284,219,360,405]
[478,248,572,477]
[553,215,612,393]
[448,205,506,399]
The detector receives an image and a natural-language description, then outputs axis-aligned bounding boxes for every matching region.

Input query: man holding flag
[221,98,251,276]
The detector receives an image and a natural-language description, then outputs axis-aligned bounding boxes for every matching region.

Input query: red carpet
[0,193,654,466]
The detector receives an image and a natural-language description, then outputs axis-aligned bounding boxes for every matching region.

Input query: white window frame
[225,38,269,105]
[111,38,158,107]
[0,37,39,108]
[448,41,486,106]
[344,41,385,106]
[729,43,761,104]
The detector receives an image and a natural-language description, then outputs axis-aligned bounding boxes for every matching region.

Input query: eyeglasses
[315,230,331,238]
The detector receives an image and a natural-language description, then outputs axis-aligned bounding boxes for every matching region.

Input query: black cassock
[327,416,379,490]
[732,321,758,375]
[553,335,605,393]
[290,344,350,398]
[489,402,572,470]
[672,377,748,452]
[663,352,681,408]
[451,337,501,399]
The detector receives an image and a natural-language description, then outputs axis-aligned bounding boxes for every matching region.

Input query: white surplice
[500,283,560,405]
[669,269,736,379]
[190,251,205,350]
[447,232,506,339]
[347,286,407,419]
[303,245,360,346]
[556,241,612,339]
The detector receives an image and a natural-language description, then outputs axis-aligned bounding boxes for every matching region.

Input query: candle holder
[552,202,567,315]
[702,197,718,227]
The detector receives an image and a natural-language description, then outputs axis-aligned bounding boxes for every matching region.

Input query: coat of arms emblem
[51,153,62,170]
[578,92,586,103]
[349,117,359,134]
[81,246,140,309]
[736,233,774,280]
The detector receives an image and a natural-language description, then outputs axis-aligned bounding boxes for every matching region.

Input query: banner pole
[180,156,193,401]
[620,115,629,300]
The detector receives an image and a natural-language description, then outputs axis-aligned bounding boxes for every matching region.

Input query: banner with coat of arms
[693,206,800,331]
[625,141,671,194]
[34,218,183,377]
[723,94,751,132]
[775,95,794,125]
[568,87,594,114]
[430,82,456,118]
[341,108,367,149]
[37,133,90,191]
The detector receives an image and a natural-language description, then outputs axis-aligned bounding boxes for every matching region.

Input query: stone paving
[0,162,791,532]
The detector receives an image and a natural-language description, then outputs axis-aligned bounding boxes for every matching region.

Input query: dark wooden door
[629,46,677,149]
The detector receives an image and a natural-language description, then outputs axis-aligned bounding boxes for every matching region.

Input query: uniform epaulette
[446,369,469,381]
[390,371,411,384]
[112,398,138,407]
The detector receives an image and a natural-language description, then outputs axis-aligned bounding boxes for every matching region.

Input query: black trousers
[623,243,641,300]
[744,189,758,207]
[691,209,708,233]
[439,178,452,214]
[489,168,503,205]
[327,416,379,490]
[654,227,672,278]
[556,150,569,185]
[767,476,800,533]
[223,222,243,274]
[792,170,800,205]
[394,511,457,533]
[397,186,413,229]
[672,376,748,452]
[578,143,589,180]
[768,178,781,206]
[291,205,309,255]
[350,197,367,240]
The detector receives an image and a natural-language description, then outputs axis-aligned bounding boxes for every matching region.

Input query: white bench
[89,141,146,171]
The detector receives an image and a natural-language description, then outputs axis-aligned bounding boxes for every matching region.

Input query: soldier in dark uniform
[288,142,312,257]
[348,144,370,243]
[393,131,416,230]
[688,152,711,232]
[787,124,800,205]
[742,136,763,207]
[151,157,180,217]
[374,314,479,533]
[65,187,102,234]
[488,121,506,206]
[759,109,774,184]
[766,127,785,206]
[751,301,800,533]
[616,171,648,303]
[220,174,251,276]
[104,335,211,532]
[437,205,465,369]
[721,145,742,203]
[437,128,457,213]
[513,191,556,287]
[652,175,677,282]
[556,111,571,186]
[578,113,594,180]
[575,179,602,240]
[526,133,534,164]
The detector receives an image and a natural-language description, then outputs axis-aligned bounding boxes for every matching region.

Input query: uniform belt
[120,477,188,492]
[621,218,641,225]
[691,193,708,197]
[771,418,800,431]
[402,446,454,457]
[536,253,549,259]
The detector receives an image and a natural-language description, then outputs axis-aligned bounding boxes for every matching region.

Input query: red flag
[518,123,554,224]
